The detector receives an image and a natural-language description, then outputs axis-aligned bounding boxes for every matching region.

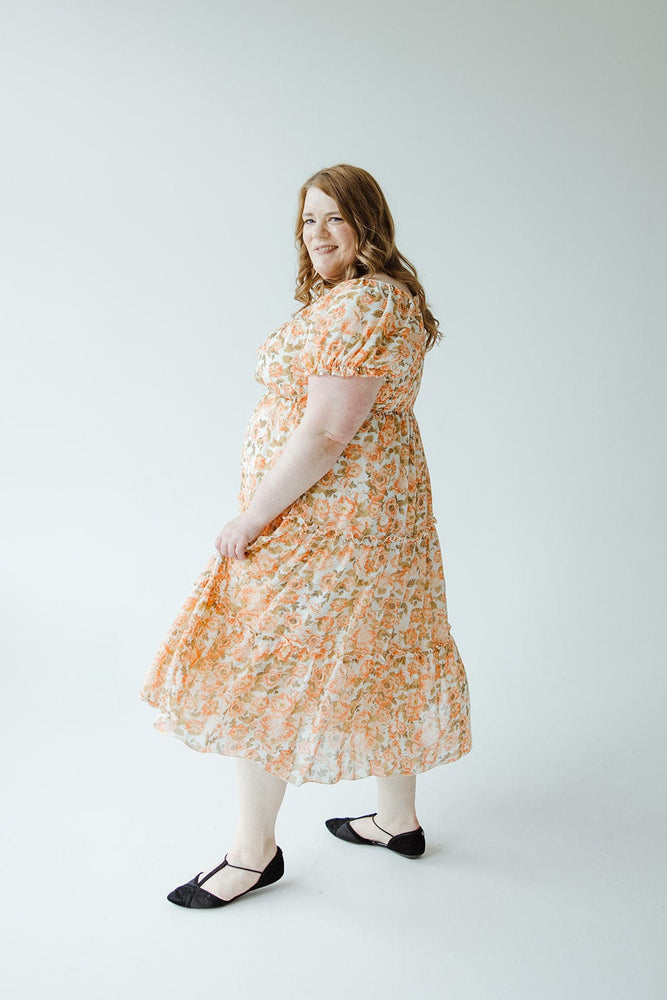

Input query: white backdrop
[1,2,664,998]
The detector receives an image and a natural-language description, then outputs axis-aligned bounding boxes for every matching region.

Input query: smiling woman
[139,163,472,910]
[301,187,358,280]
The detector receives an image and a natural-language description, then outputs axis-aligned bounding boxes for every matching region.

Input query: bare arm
[215,373,385,559]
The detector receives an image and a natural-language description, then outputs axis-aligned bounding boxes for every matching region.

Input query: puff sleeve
[293,281,416,383]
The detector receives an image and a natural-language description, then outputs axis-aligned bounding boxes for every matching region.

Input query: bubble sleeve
[292,281,415,383]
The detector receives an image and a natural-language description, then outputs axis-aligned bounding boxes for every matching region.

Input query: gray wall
[1,2,664,997]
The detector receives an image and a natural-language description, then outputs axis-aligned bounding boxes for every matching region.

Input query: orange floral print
[139,277,472,785]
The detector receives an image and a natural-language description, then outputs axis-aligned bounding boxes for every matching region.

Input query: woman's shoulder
[364,272,412,296]
[325,274,414,306]
[300,273,416,320]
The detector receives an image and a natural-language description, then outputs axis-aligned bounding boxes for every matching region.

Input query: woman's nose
[312,219,329,239]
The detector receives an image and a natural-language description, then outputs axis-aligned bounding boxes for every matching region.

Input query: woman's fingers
[215,528,249,560]
[215,513,264,559]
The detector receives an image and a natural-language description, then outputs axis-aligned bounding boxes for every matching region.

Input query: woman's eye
[303,217,344,224]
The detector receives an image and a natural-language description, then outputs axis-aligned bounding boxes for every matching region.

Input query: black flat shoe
[325,812,426,858]
[167,846,284,908]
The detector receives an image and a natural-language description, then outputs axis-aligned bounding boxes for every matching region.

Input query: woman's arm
[215,373,385,560]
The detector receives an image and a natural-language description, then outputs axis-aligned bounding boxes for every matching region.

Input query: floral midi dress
[139,276,472,786]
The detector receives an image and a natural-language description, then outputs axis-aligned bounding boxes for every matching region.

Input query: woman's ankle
[374,812,420,834]
[227,835,277,866]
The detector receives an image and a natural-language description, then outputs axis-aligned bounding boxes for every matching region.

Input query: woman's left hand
[215,512,264,561]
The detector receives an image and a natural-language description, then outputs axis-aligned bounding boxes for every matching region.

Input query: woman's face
[301,186,357,281]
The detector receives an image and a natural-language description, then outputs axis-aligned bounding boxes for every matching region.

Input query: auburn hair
[293,164,442,351]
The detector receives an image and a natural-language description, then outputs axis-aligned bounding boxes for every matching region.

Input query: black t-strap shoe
[167,846,284,908]
[325,812,426,858]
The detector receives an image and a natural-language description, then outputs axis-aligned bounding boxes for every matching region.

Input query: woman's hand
[215,512,264,561]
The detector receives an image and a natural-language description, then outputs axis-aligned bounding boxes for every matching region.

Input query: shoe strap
[223,853,264,874]
[370,814,422,840]
[198,853,263,886]
[371,813,394,838]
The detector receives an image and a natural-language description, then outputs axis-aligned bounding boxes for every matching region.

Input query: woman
[139,163,472,909]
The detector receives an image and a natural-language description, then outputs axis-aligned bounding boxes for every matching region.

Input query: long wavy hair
[293,164,442,351]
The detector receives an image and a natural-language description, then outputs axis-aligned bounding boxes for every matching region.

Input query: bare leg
[349,773,421,844]
[197,757,287,901]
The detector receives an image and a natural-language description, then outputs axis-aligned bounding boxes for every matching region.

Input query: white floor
[3,681,664,1000]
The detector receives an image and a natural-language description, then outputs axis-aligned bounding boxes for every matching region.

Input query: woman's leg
[197,756,287,900]
[348,773,421,843]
